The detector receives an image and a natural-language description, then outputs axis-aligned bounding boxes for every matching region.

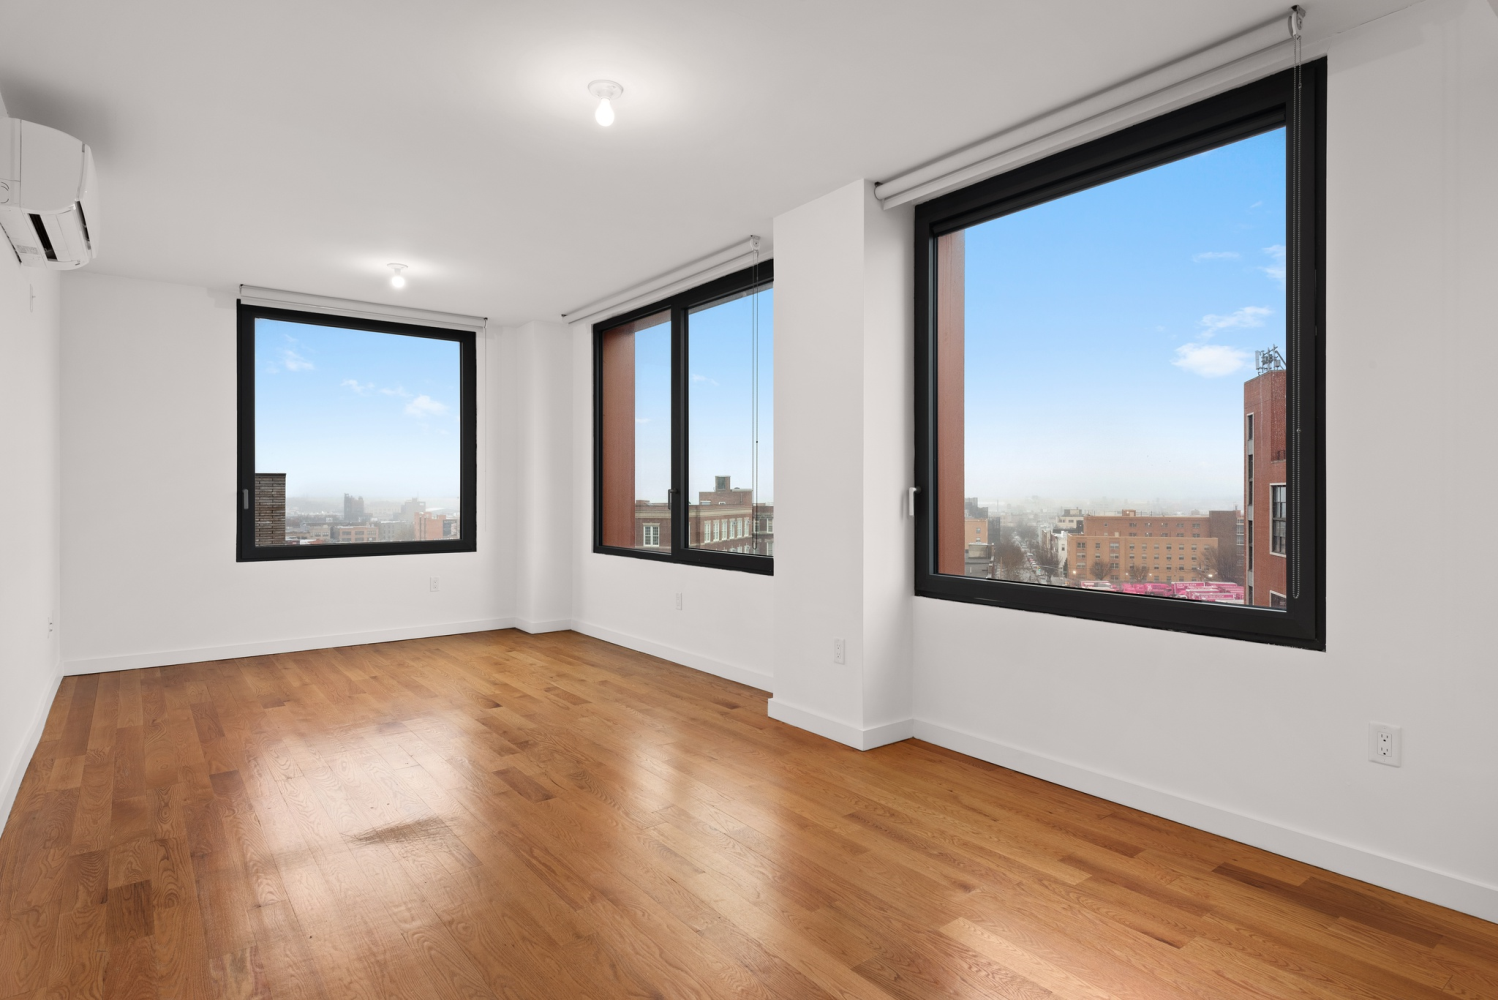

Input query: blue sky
[631,288,774,504]
[255,319,461,499]
[963,127,1285,507]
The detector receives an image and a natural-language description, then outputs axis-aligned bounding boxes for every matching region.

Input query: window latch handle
[907,486,919,518]
[242,488,249,510]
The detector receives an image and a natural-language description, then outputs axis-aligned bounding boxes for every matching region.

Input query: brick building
[334,523,379,544]
[253,472,286,547]
[1066,511,1219,584]
[1244,355,1288,607]
[629,476,774,555]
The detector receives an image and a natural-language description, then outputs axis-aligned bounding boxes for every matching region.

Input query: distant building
[1245,351,1288,607]
[633,500,670,550]
[965,542,994,578]
[400,498,426,518]
[333,523,378,544]
[1067,513,1218,584]
[253,473,286,546]
[1056,507,1085,532]
[1206,509,1244,582]
[691,476,771,555]
[627,477,773,555]
[414,512,446,540]
[964,517,988,545]
[343,493,366,523]
[378,519,415,542]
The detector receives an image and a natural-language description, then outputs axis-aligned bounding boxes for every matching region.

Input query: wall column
[770,180,915,749]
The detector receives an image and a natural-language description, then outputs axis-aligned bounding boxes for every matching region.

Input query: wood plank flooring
[1,629,1494,999]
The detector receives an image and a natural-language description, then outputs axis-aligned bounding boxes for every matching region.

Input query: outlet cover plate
[1368,722,1402,767]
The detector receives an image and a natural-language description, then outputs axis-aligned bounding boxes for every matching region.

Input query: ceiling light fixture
[388,263,407,289]
[588,80,622,127]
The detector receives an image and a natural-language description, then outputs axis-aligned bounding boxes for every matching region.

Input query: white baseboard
[570,620,773,691]
[912,718,1498,925]
[513,617,573,635]
[767,698,913,751]
[0,665,63,836]
[61,618,518,675]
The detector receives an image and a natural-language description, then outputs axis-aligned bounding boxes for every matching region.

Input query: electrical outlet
[674,592,682,610]
[833,638,846,664]
[47,612,54,636]
[1368,722,1401,767]
[429,576,440,593]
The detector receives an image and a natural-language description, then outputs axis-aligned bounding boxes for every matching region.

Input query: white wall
[59,272,517,672]
[911,0,1498,921]
[0,253,62,826]
[567,318,775,689]
[512,319,574,632]
[768,180,915,746]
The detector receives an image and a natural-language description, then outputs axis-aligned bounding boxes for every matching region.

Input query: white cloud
[341,379,374,394]
[1199,305,1270,338]
[635,417,650,424]
[691,373,719,386]
[404,394,448,418]
[380,385,411,398]
[282,349,314,371]
[1192,251,1240,262]
[1259,244,1286,288]
[1173,343,1249,377]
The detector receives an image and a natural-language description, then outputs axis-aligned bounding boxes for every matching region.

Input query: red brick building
[1066,512,1218,584]
[1244,361,1288,607]
[631,476,773,555]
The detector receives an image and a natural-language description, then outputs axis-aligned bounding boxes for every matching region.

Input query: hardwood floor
[1,630,1494,1000]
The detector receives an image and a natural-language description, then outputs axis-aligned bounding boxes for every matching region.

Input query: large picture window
[236,303,477,560]
[914,64,1324,647]
[594,261,773,573]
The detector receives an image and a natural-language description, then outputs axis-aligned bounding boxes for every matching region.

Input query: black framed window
[594,261,773,574]
[236,303,477,561]
[914,63,1325,648]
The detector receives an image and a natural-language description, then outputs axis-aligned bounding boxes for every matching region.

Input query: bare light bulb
[588,80,623,127]
[388,263,407,289]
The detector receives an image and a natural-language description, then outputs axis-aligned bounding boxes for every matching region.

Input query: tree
[997,536,1027,580]
[1034,544,1059,584]
[1202,541,1243,584]
[1126,560,1150,582]
[1091,557,1111,582]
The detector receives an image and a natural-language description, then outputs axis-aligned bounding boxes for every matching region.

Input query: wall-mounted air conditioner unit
[0,119,98,269]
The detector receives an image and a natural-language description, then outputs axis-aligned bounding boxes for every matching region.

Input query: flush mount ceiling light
[388,263,408,288]
[588,79,623,126]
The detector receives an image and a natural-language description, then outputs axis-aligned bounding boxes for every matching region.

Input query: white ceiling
[0,0,1421,325]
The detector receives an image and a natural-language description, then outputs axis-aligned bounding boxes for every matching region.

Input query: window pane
[935,128,1288,607]
[686,285,773,557]
[599,310,672,551]
[253,318,462,547]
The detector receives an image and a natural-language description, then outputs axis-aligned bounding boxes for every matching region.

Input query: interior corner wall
[511,319,573,632]
[910,0,1498,921]
[567,318,775,691]
[58,271,516,674]
[0,255,62,830]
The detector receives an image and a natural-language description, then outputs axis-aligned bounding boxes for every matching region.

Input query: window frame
[235,302,478,561]
[913,63,1326,649]
[591,260,774,576]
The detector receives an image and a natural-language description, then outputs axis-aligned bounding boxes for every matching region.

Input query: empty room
[1,0,1496,997]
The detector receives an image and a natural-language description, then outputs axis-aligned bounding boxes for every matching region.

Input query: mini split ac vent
[0,118,99,269]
